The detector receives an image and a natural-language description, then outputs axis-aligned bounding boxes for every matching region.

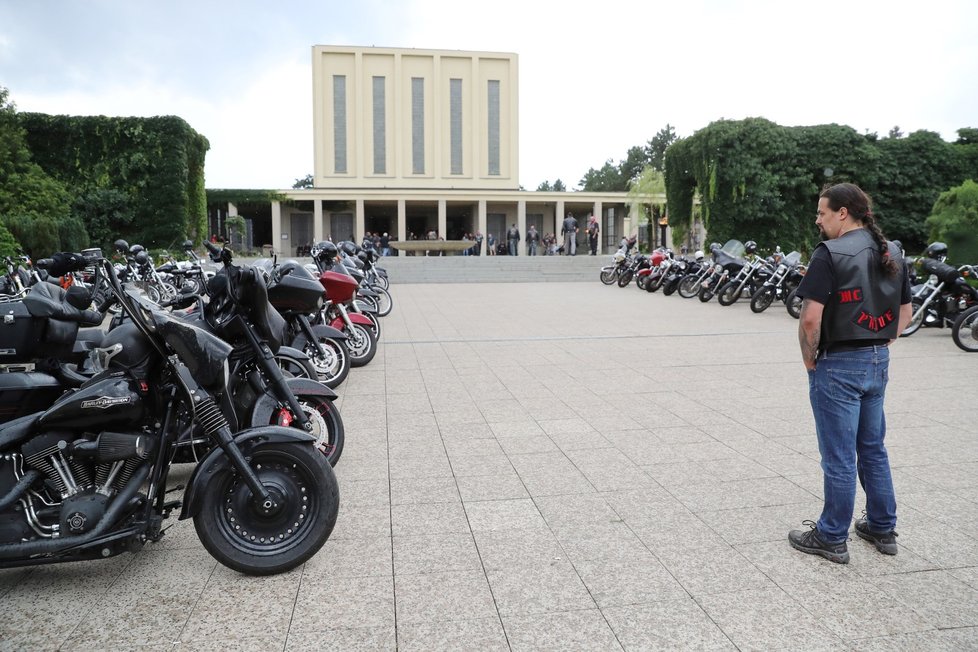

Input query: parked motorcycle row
[600,238,978,353]
[0,237,391,575]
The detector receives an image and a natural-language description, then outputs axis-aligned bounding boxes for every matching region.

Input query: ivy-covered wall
[665,118,978,254]
[18,113,210,249]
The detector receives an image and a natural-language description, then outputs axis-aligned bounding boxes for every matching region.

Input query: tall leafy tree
[646,124,677,171]
[926,179,978,263]
[579,160,625,191]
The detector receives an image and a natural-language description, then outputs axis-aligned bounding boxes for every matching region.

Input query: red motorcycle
[311,243,378,367]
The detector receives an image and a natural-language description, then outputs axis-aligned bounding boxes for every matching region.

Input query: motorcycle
[716,241,765,306]
[677,246,718,299]
[750,251,804,313]
[901,259,978,337]
[699,240,748,303]
[310,243,379,367]
[0,251,339,575]
[952,300,978,352]
[600,241,635,286]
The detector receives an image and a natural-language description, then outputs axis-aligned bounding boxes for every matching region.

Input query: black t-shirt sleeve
[900,261,912,304]
[795,246,833,305]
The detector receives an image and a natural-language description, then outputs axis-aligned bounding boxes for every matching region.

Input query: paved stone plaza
[2,281,977,650]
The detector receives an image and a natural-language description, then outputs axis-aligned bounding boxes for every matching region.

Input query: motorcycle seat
[24,282,102,326]
[0,412,41,450]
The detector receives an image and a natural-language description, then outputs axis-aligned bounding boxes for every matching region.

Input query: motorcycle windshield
[151,310,232,390]
[720,240,746,258]
[783,251,802,267]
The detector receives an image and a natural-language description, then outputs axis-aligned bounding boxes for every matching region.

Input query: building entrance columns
[397,199,406,255]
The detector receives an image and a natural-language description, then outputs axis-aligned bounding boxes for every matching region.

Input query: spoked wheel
[347,323,377,367]
[373,286,393,317]
[617,270,633,287]
[374,274,390,290]
[901,296,927,337]
[750,287,776,313]
[952,304,978,352]
[305,337,350,389]
[599,268,616,285]
[786,288,803,319]
[636,274,649,291]
[678,275,701,299]
[193,442,339,575]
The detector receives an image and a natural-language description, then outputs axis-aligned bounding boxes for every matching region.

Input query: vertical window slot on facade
[411,77,425,175]
[450,78,463,175]
[372,76,386,175]
[333,75,347,174]
[487,80,500,176]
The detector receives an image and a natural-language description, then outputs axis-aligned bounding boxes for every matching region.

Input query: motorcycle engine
[18,431,151,538]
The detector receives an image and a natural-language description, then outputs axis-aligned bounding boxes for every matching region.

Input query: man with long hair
[789,183,912,564]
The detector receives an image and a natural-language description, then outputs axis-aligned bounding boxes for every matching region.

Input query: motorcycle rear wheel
[750,287,776,313]
[599,268,616,285]
[951,304,978,352]
[193,442,339,575]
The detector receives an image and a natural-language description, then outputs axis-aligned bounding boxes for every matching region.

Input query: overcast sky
[2,0,976,191]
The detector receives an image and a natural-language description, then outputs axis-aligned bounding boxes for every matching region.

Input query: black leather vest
[818,229,904,346]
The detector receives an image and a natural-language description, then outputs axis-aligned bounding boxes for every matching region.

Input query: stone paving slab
[1,281,976,650]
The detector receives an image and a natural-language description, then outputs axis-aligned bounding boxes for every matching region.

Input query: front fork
[296,314,328,360]
[240,325,313,432]
[177,366,275,511]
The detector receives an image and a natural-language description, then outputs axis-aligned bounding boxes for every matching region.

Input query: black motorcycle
[0,252,339,575]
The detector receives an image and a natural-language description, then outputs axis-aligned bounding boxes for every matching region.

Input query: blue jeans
[809,346,896,543]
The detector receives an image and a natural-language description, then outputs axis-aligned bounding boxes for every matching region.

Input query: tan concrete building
[253,45,661,256]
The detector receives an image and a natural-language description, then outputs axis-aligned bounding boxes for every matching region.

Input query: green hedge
[18,113,209,250]
[665,119,978,254]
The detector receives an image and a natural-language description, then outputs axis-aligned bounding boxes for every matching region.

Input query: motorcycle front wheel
[678,275,701,299]
[599,268,616,285]
[717,281,740,306]
[636,274,649,291]
[275,352,317,379]
[900,296,927,337]
[373,286,393,317]
[698,283,716,303]
[304,337,351,389]
[951,304,978,352]
[617,270,633,288]
[347,323,378,367]
[750,287,776,313]
[786,288,803,319]
[288,396,345,466]
[193,442,339,575]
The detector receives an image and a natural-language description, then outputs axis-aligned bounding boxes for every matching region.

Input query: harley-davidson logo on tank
[80,396,134,409]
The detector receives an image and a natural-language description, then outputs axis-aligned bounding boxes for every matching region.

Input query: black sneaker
[854,519,898,555]
[788,521,850,564]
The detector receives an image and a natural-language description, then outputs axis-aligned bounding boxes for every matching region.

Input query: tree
[887,126,904,139]
[293,174,314,189]
[536,180,553,191]
[926,179,978,263]
[647,124,677,171]
[619,146,651,185]
[71,188,135,251]
[553,179,566,192]
[0,222,18,257]
[579,160,625,191]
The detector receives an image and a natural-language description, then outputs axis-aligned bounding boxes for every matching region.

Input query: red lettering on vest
[854,309,895,333]
[838,287,863,304]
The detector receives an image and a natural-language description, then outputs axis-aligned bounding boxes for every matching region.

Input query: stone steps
[376,254,607,283]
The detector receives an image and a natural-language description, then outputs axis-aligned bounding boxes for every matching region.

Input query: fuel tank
[37,372,144,431]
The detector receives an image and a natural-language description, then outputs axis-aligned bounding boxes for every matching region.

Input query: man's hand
[798,298,824,370]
